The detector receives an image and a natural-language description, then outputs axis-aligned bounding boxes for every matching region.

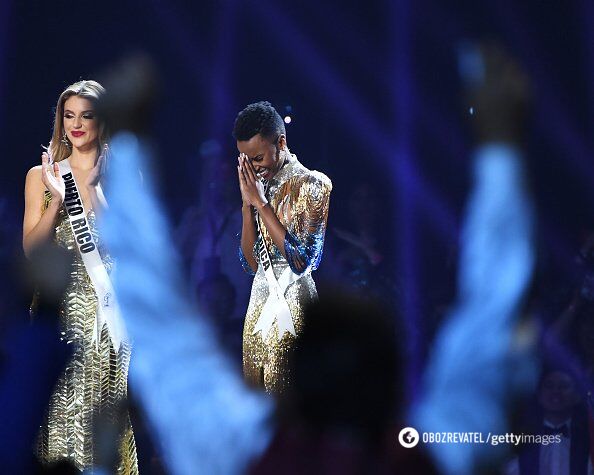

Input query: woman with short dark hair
[234,101,332,393]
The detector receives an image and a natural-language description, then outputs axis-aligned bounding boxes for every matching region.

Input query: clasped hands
[237,153,268,209]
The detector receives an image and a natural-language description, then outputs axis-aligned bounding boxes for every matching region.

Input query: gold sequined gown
[36,194,138,474]
[240,154,332,393]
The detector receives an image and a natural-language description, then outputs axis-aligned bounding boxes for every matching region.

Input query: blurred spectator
[0,244,74,474]
[196,263,242,364]
[250,292,437,475]
[175,142,250,328]
[541,233,594,452]
[103,130,274,475]
[413,43,536,474]
[505,368,592,475]
[333,182,384,279]
[326,182,397,308]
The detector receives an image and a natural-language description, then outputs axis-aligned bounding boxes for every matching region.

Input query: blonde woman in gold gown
[23,80,137,473]
[234,101,332,394]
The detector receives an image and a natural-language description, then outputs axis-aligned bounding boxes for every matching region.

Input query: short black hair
[232,101,286,142]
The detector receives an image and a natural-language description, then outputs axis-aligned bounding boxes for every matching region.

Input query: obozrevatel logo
[398,427,420,448]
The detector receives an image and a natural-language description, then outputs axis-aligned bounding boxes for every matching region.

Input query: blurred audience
[175,141,251,326]
[196,262,242,364]
[0,244,74,474]
[250,292,437,475]
[325,182,397,307]
[413,43,537,475]
[505,368,592,475]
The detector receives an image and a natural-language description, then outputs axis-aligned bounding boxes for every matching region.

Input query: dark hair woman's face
[236,134,281,181]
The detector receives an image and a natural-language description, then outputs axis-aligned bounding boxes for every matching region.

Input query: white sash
[58,159,127,352]
[252,213,305,341]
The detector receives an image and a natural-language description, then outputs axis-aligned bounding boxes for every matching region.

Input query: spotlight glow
[284,116,292,124]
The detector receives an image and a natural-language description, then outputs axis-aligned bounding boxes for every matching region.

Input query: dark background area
[1,0,593,398]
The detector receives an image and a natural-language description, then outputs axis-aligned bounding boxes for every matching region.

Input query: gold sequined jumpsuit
[36,194,138,474]
[240,154,332,393]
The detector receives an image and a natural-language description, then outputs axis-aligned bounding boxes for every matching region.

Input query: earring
[61,131,71,147]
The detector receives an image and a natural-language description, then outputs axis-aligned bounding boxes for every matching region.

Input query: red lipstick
[71,131,85,137]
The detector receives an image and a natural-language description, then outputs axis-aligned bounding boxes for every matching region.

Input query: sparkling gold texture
[36,194,138,474]
[243,155,332,394]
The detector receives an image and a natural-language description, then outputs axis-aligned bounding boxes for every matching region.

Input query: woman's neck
[68,145,97,171]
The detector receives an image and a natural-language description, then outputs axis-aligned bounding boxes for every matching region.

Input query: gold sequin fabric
[36,195,138,474]
[243,155,332,394]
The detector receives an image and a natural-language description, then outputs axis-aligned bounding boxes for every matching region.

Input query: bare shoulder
[26,165,43,180]
[25,165,45,193]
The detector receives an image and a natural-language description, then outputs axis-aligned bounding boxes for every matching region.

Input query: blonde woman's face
[63,95,99,152]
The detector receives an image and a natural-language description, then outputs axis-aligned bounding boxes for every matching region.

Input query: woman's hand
[41,151,65,204]
[238,153,267,208]
[86,144,108,188]
[237,154,252,207]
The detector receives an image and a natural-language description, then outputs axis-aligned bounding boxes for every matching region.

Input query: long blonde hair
[48,80,107,162]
